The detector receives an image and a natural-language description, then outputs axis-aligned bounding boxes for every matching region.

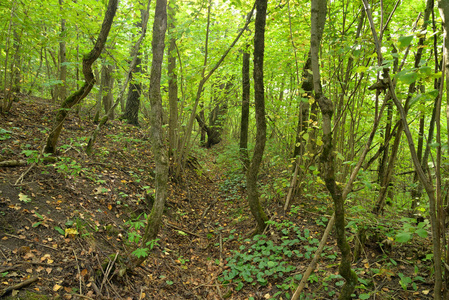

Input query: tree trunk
[240,47,250,171]
[101,62,115,120]
[363,0,443,297]
[135,0,168,266]
[123,5,149,126]
[311,0,357,298]
[44,0,118,154]
[55,0,67,103]
[123,56,142,126]
[246,0,268,234]
[168,0,178,161]
[173,3,255,179]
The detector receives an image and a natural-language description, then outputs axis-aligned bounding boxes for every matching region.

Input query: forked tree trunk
[246,0,268,234]
[44,0,118,154]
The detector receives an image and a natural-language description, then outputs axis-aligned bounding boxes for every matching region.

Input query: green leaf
[54,226,65,235]
[395,232,412,243]
[415,228,428,238]
[302,133,309,141]
[132,248,149,258]
[32,222,42,228]
[359,294,370,299]
[236,281,244,291]
[396,71,418,85]
[398,35,414,49]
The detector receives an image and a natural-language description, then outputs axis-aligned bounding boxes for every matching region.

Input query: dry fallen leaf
[53,284,62,291]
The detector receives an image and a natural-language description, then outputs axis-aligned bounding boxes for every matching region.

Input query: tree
[311,0,357,298]
[246,0,268,234]
[44,0,118,154]
[134,0,168,266]
[122,2,149,126]
[168,0,179,162]
[240,46,250,171]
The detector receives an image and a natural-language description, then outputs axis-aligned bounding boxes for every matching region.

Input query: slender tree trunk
[311,0,357,298]
[123,4,150,126]
[101,62,115,120]
[363,1,443,298]
[55,0,67,103]
[85,0,151,155]
[247,0,268,234]
[438,1,449,298]
[44,0,118,154]
[135,0,168,266]
[173,3,255,179]
[168,0,178,162]
[240,47,250,171]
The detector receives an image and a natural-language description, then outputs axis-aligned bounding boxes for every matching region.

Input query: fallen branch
[0,159,27,167]
[0,276,39,297]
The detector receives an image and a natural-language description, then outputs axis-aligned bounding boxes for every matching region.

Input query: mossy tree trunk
[134,0,168,266]
[246,0,268,234]
[44,0,118,154]
[168,0,179,162]
[310,0,357,298]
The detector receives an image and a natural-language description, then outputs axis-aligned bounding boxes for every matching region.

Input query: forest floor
[0,96,437,299]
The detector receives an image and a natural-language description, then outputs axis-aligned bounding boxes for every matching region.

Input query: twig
[291,213,335,300]
[215,280,223,300]
[73,249,83,295]
[72,294,94,300]
[0,276,39,297]
[101,251,118,292]
[15,162,36,185]
[219,232,223,263]
[165,221,200,237]
[0,264,23,273]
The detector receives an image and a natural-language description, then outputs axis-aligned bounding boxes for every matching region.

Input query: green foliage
[54,156,86,179]
[0,128,12,140]
[398,272,426,291]
[395,218,429,244]
[220,218,331,297]
[125,213,160,259]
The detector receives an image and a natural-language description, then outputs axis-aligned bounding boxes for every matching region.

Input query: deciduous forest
[1,0,449,299]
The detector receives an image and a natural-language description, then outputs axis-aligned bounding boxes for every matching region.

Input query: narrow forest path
[0,97,260,299]
[0,97,435,299]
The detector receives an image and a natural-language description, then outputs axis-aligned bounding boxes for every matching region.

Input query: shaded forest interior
[1,0,449,299]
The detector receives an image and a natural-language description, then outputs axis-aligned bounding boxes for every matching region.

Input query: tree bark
[55,0,67,103]
[44,0,118,154]
[101,62,115,120]
[136,0,168,266]
[311,0,357,298]
[123,4,150,126]
[240,47,250,171]
[168,0,178,161]
[247,0,268,234]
